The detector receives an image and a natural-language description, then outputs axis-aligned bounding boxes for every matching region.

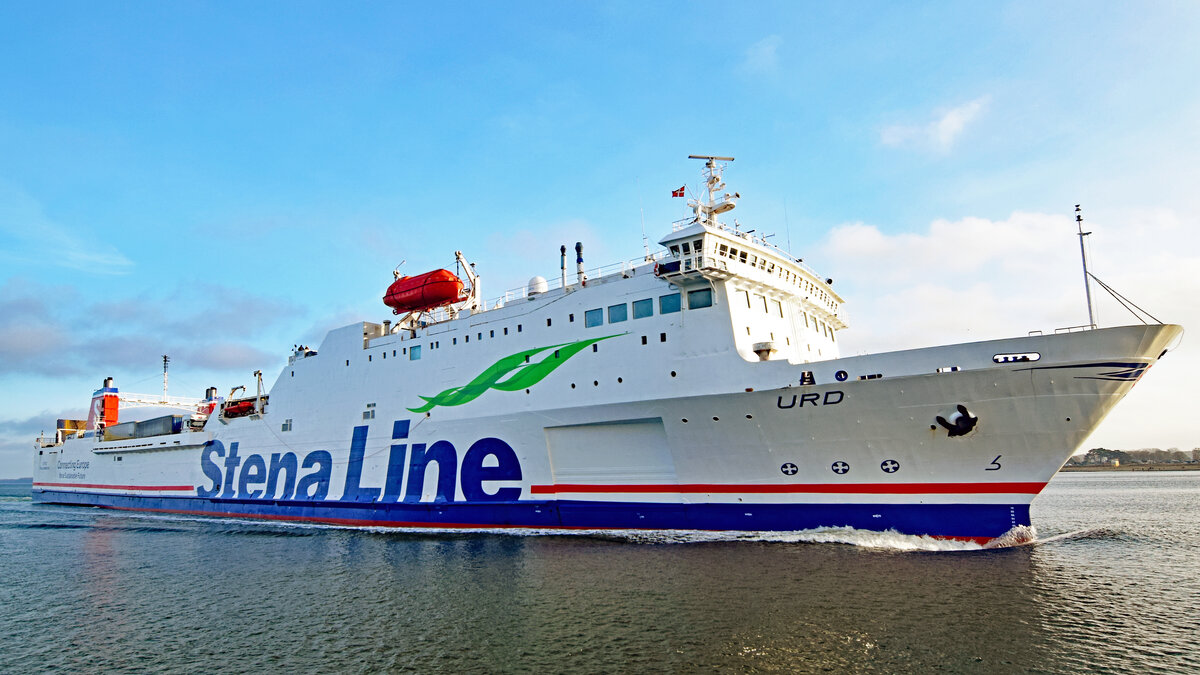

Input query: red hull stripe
[530,482,1046,495]
[33,482,194,491]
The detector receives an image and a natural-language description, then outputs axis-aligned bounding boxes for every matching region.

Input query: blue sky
[2,1,1198,476]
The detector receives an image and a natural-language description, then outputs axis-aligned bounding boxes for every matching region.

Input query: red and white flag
[671,185,685,197]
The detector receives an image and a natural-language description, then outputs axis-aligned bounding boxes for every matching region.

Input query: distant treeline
[1068,448,1200,465]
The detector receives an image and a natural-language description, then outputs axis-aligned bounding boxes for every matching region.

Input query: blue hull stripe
[32,490,1029,541]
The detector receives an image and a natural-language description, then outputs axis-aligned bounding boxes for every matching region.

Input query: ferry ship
[32,156,1181,544]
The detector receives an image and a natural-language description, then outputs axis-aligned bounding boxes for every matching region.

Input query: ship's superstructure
[32,157,1181,543]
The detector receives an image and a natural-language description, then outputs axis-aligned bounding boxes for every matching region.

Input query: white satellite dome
[527,275,549,296]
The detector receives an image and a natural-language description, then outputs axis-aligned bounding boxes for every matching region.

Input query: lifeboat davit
[383,269,466,314]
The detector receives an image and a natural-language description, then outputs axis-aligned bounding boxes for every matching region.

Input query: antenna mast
[637,178,651,259]
[1076,205,1096,329]
[162,354,170,402]
[686,155,736,227]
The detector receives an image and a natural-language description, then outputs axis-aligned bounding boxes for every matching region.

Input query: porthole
[682,418,689,423]
[571,383,576,389]
[670,371,677,377]
[712,416,720,421]
[593,380,598,386]
[617,377,623,383]
[746,414,753,419]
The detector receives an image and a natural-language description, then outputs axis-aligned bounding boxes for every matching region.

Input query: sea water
[1,471,1197,673]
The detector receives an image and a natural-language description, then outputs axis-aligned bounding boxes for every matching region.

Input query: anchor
[936,404,978,437]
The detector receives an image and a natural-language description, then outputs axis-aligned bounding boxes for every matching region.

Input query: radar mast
[687,155,738,228]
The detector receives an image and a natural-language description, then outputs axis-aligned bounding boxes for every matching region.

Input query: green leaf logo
[408,333,624,412]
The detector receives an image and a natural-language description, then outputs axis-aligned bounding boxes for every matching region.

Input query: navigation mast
[687,155,738,227]
[1076,205,1096,329]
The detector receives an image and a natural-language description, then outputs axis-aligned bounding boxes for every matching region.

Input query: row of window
[584,289,712,328]
[670,236,836,312]
[712,242,832,307]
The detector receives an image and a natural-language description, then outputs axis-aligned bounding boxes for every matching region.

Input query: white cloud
[880,96,991,152]
[0,182,133,274]
[0,279,292,376]
[820,208,1200,451]
[0,408,88,479]
[741,35,783,73]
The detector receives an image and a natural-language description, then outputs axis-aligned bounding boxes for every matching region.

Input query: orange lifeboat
[223,399,256,418]
[383,269,466,314]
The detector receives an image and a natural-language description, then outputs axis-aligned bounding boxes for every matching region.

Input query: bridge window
[585,308,603,327]
[687,288,713,309]
[409,345,421,360]
[608,303,628,323]
[681,242,691,254]
[632,298,653,319]
[659,293,681,314]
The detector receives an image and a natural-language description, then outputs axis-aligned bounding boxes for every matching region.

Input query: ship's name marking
[777,391,844,409]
